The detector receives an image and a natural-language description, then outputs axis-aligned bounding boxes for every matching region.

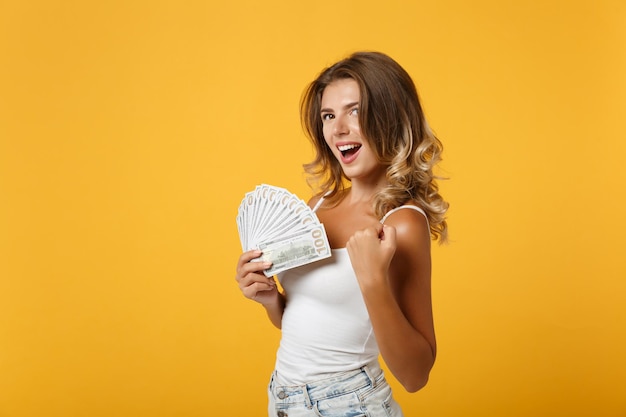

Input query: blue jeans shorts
[267,363,404,417]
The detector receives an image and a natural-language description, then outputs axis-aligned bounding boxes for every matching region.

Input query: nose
[333,114,349,136]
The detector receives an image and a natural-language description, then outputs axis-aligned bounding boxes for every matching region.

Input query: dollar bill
[256,223,332,276]
[237,184,333,274]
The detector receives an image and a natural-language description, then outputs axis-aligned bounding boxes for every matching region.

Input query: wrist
[261,290,284,309]
[358,266,394,296]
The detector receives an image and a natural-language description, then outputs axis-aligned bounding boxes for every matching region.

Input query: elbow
[401,373,429,393]
[399,360,434,393]
[389,340,436,393]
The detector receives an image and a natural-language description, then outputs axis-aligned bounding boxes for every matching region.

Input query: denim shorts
[267,363,404,417]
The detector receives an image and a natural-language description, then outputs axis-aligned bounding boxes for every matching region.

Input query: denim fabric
[267,364,403,417]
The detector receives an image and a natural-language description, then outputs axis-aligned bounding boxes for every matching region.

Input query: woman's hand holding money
[235,250,285,329]
[235,250,278,304]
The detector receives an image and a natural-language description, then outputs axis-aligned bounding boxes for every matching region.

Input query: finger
[245,277,277,293]
[380,224,396,242]
[236,252,258,277]
[237,250,269,271]
[352,226,375,241]
[241,281,276,299]
[236,259,272,282]
[238,270,275,290]
[238,249,263,266]
[368,224,386,240]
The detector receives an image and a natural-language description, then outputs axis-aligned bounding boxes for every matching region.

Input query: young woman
[235,51,448,417]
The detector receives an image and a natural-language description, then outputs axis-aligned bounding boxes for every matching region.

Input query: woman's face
[320,78,384,184]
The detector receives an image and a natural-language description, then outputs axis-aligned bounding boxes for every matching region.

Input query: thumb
[380,224,396,243]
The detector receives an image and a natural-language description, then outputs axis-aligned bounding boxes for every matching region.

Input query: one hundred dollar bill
[256,223,332,276]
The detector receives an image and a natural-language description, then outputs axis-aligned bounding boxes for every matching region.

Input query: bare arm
[346,210,436,392]
[235,250,286,328]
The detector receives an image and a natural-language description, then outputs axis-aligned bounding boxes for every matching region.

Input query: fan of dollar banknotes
[236,184,332,276]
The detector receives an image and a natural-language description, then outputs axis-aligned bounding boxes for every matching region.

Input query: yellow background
[1,0,625,416]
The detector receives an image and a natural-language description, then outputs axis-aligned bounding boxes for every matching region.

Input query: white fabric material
[276,248,374,384]
[380,204,428,225]
[274,204,427,385]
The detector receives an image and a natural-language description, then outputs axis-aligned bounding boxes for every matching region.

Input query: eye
[349,107,359,116]
[321,113,334,121]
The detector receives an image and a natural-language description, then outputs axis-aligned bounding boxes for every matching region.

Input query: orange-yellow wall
[1,1,625,416]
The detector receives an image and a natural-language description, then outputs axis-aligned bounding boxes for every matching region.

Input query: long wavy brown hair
[301,51,449,243]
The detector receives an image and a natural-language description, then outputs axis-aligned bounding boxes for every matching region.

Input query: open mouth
[338,143,362,158]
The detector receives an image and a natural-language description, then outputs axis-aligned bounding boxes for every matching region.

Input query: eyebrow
[320,101,359,114]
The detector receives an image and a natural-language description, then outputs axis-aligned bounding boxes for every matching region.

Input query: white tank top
[274,202,428,384]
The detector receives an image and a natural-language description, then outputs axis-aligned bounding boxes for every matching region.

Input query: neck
[346,178,387,205]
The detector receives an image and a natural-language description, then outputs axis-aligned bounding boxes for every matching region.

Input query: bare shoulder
[382,206,430,248]
[384,206,432,294]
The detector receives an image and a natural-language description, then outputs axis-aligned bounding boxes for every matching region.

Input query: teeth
[338,144,361,152]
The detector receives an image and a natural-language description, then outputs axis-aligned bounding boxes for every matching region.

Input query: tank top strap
[311,195,327,213]
[380,205,429,227]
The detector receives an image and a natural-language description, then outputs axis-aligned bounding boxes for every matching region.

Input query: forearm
[263,291,286,329]
[362,283,435,392]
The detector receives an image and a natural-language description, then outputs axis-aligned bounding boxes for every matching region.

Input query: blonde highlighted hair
[301,51,449,243]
